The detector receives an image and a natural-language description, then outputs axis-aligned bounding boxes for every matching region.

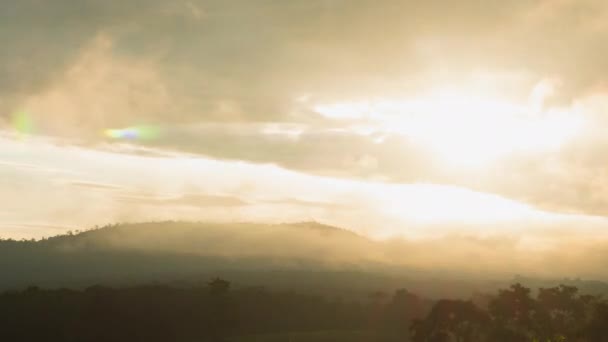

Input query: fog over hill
[2,221,608,298]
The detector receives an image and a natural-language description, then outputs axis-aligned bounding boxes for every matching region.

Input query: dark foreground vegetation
[2,280,608,341]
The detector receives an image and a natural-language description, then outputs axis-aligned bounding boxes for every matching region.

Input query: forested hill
[1,221,435,293]
[7,221,369,260]
[2,221,608,298]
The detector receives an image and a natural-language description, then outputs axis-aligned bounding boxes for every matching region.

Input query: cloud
[431,93,608,217]
[0,160,77,175]
[2,0,608,237]
[117,193,248,208]
[67,181,126,192]
[3,132,608,241]
[4,0,606,130]
[15,34,170,139]
[141,123,435,181]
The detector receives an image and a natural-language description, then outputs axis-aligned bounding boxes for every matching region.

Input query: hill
[0,221,398,292]
[2,221,608,299]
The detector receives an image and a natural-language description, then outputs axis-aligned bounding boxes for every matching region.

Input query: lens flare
[103,125,161,141]
[11,111,34,136]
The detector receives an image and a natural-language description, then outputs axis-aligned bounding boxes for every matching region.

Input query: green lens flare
[103,125,161,141]
[11,111,34,135]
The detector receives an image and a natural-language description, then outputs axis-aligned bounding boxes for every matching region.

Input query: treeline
[0,278,426,341]
[412,283,608,341]
[1,280,608,341]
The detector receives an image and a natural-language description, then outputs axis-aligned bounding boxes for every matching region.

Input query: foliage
[2,279,608,341]
[412,283,608,342]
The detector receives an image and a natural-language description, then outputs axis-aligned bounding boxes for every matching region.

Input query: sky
[2,0,608,246]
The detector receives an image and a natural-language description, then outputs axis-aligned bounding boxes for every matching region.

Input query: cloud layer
[2,0,608,239]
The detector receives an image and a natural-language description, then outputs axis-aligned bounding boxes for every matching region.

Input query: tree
[384,289,427,336]
[208,277,230,296]
[411,299,488,341]
[536,284,586,339]
[487,283,537,339]
[582,301,608,341]
[206,278,236,341]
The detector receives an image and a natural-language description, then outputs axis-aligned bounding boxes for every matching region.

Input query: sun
[388,88,585,167]
[313,82,585,168]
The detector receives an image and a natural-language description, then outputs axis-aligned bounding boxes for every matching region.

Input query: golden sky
[2,0,608,247]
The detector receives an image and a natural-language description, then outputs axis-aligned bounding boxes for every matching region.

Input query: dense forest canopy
[3,280,608,341]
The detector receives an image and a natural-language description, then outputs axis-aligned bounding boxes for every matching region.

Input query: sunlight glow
[3,133,603,241]
[313,82,585,168]
[375,183,555,230]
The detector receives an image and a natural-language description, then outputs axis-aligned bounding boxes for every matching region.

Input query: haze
[2,0,608,279]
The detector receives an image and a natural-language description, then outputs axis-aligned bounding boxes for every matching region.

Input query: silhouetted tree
[580,301,608,341]
[411,299,488,341]
[384,288,427,336]
[207,278,236,341]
